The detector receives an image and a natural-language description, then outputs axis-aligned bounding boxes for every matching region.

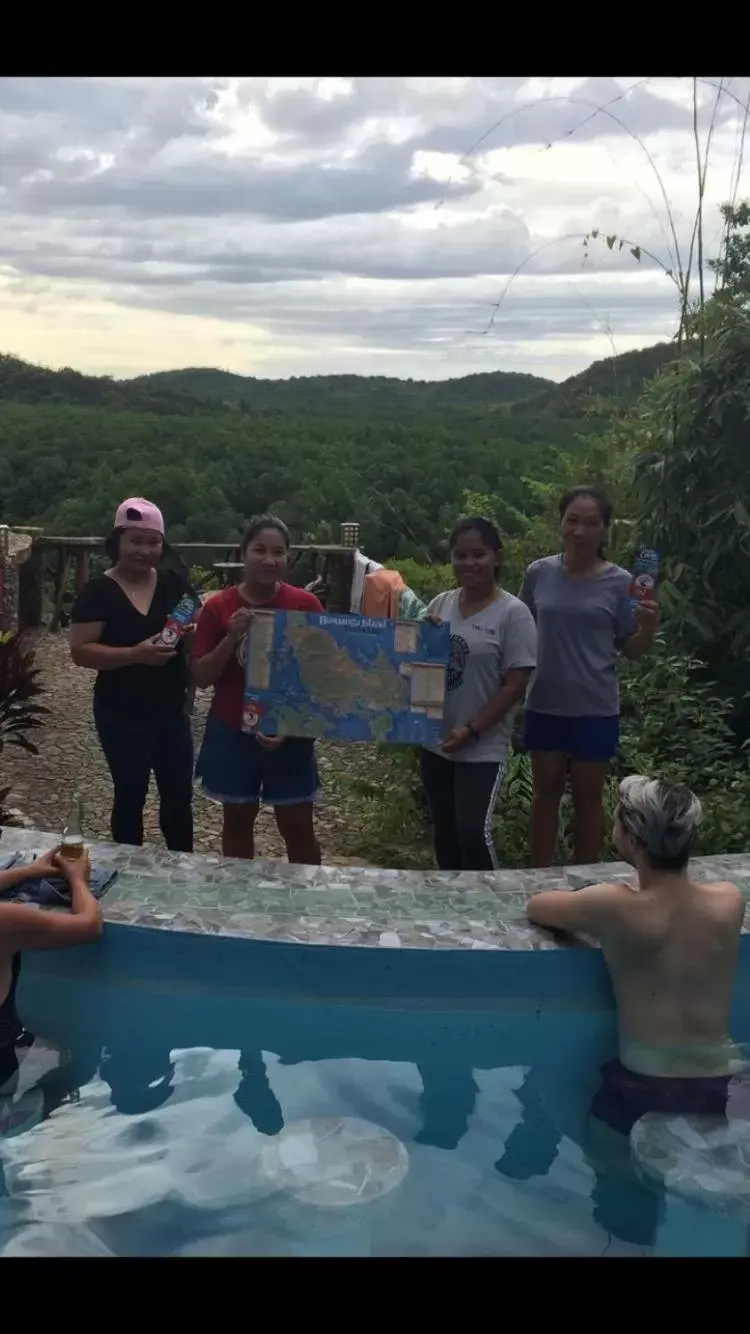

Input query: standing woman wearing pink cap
[69,498,196,852]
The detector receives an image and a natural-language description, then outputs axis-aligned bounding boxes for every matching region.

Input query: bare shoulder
[581,880,638,903]
[700,879,745,912]
[527,879,635,934]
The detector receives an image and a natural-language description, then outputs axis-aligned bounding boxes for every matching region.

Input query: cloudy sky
[1,75,748,383]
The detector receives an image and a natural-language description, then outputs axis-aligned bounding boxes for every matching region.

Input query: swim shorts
[590,1058,750,1137]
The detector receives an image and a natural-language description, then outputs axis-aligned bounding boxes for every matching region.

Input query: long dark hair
[240,514,291,555]
[558,485,612,558]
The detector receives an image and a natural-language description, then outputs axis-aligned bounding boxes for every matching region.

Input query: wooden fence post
[50,546,72,633]
[326,550,355,613]
[75,550,90,592]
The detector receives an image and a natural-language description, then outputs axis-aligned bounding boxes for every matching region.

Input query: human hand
[28,849,90,883]
[53,849,91,886]
[227,607,253,646]
[636,598,660,634]
[132,637,177,667]
[255,733,285,751]
[441,726,473,755]
[424,612,443,626]
[26,849,64,880]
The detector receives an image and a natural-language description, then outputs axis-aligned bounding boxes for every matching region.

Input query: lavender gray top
[519,555,637,718]
[424,589,537,763]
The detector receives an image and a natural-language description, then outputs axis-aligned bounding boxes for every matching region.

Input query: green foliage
[130,366,553,409]
[0,345,667,569]
[0,631,48,828]
[710,202,750,301]
[331,743,434,869]
[188,565,221,594]
[509,342,677,422]
[609,641,750,857]
[631,302,750,729]
[0,354,220,416]
[386,558,453,604]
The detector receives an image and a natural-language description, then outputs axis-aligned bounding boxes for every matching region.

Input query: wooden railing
[12,529,358,631]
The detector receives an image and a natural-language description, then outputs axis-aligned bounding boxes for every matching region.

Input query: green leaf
[733,500,750,528]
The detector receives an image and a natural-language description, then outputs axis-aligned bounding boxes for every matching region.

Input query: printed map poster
[242,610,449,745]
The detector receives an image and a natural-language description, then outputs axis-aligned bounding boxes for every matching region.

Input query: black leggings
[94,701,194,852]
[419,748,505,871]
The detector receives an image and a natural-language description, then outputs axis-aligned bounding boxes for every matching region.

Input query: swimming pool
[1,829,749,1256]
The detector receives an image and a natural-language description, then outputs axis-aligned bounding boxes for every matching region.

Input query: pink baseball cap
[113,498,165,537]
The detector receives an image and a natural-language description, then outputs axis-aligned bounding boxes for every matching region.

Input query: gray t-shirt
[424,589,538,763]
[519,555,637,718]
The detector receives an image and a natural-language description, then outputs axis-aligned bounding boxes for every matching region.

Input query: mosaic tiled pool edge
[3,825,750,953]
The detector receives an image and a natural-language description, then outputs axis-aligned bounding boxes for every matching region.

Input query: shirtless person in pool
[527,775,748,1137]
[1,850,102,1097]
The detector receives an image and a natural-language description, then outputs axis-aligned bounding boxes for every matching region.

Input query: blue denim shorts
[196,714,321,807]
[523,710,620,762]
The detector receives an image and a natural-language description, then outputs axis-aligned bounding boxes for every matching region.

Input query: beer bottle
[60,791,85,860]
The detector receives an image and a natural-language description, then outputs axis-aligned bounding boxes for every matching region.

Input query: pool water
[1,973,746,1257]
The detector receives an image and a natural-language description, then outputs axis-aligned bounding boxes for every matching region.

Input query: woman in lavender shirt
[520,486,660,867]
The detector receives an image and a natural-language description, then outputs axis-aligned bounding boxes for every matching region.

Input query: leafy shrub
[189,564,221,594]
[0,631,48,830]
[385,557,453,605]
[614,640,750,856]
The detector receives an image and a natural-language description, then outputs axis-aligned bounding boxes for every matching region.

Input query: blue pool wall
[16,925,750,1155]
[19,917,750,1009]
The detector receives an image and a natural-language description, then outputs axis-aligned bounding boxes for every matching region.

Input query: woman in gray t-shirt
[519,486,659,868]
[421,517,537,871]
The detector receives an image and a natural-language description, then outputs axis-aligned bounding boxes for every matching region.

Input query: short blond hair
[617,775,702,869]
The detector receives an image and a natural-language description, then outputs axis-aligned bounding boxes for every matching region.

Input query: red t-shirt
[194,583,324,729]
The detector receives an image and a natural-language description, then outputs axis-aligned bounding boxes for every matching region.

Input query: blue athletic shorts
[196,714,321,807]
[523,710,620,762]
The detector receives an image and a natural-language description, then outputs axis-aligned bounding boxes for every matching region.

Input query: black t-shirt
[71,569,193,719]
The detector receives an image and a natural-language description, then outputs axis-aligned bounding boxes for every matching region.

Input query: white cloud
[0,75,747,382]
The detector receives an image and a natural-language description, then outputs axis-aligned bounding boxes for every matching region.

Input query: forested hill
[0,355,216,416]
[128,343,676,413]
[509,341,678,419]
[0,339,675,559]
[127,367,552,410]
[0,342,675,417]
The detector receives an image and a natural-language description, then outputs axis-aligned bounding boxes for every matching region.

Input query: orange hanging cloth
[361,567,407,620]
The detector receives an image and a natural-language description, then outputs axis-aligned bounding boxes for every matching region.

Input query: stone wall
[0,528,33,633]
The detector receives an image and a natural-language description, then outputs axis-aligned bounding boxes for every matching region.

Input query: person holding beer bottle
[70,498,198,852]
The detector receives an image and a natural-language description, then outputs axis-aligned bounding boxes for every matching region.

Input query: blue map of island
[243,610,449,745]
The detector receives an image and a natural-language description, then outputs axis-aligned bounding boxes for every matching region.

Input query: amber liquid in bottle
[60,791,85,860]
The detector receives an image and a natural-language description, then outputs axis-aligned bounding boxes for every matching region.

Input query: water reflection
[100,1043,175,1115]
[494,1068,661,1247]
[4,979,738,1256]
[234,1050,283,1136]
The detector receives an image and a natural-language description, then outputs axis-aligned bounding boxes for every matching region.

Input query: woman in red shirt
[192,516,324,864]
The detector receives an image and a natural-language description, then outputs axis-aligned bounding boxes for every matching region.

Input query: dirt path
[6,632,391,865]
